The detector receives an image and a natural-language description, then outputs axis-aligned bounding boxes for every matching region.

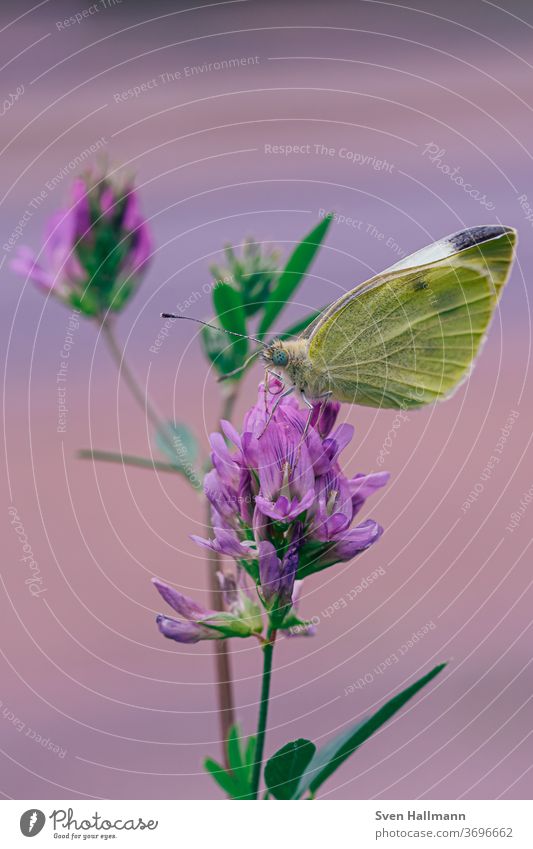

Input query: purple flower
[153,579,223,644]
[191,381,389,627]
[217,570,263,633]
[156,616,218,645]
[298,466,388,577]
[152,578,258,644]
[244,407,315,522]
[217,572,240,613]
[310,398,341,438]
[191,527,257,562]
[350,471,390,517]
[153,578,211,620]
[204,432,254,526]
[258,537,298,611]
[303,519,384,573]
[283,581,317,637]
[11,168,153,317]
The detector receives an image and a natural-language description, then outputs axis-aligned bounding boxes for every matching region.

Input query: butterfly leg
[291,391,315,470]
[311,391,333,436]
[293,391,333,469]
[301,390,333,439]
[263,368,284,413]
[263,368,272,413]
[258,384,294,438]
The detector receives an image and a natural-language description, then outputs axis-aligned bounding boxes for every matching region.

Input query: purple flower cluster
[154,380,388,643]
[11,168,152,317]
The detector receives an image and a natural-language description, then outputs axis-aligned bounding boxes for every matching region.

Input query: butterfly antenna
[217,350,262,382]
[161,313,267,348]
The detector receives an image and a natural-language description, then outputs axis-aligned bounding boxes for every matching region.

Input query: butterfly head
[262,338,312,388]
[270,347,289,368]
[262,339,292,368]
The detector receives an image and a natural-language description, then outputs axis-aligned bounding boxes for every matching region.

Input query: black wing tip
[448,225,516,252]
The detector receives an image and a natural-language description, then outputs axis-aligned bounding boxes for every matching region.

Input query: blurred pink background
[1,0,532,799]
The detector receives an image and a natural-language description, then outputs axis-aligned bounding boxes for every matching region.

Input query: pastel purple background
[1,0,532,800]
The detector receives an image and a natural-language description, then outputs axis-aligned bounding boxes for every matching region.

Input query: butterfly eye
[272,349,288,367]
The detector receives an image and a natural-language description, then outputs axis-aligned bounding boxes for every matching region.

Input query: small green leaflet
[213,282,248,361]
[155,422,202,489]
[204,725,256,799]
[204,758,242,798]
[264,739,316,800]
[258,215,333,337]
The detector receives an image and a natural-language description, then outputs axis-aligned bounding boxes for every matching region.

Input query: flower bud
[11,168,153,317]
[209,238,280,317]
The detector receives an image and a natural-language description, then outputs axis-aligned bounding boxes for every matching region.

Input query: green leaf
[205,727,258,799]
[295,723,367,799]
[204,758,243,799]
[210,239,280,318]
[224,724,257,798]
[258,215,333,337]
[278,309,324,341]
[77,449,197,477]
[68,288,101,317]
[212,282,248,361]
[278,610,315,635]
[244,734,257,786]
[109,278,135,312]
[155,422,202,489]
[201,319,233,375]
[296,663,447,798]
[264,738,316,800]
[227,724,244,777]
[200,318,246,379]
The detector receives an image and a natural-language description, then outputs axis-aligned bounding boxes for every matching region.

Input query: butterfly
[164,225,516,418]
[260,224,516,413]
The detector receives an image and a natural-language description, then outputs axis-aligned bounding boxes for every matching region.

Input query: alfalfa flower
[11,167,153,317]
[152,578,262,644]
[190,381,389,632]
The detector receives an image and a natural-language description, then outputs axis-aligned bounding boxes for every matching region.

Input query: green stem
[101,318,247,771]
[220,383,239,423]
[251,628,276,799]
[205,498,235,762]
[205,382,240,765]
[100,317,176,458]
[101,316,237,765]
